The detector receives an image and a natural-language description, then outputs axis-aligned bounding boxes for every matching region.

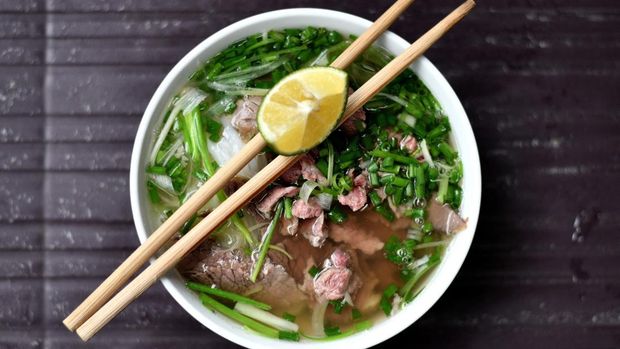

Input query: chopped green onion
[327,204,347,224]
[187,282,272,310]
[279,331,300,341]
[375,203,395,222]
[367,161,379,173]
[199,294,279,338]
[147,165,167,174]
[250,202,283,282]
[284,197,293,219]
[436,176,449,204]
[370,149,418,164]
[391,176,410,187]
[324,325,341,337]
[329,299,347,314]
[369,172,380,187]
[234,302,299,332]
[302,320,372,341]
[368,191,382,206]
[414,166,426,198]
[308,265,321,277]
[282,312,296,322]
[327,141,335,184]
[146,180,161,204]
[352,308,362,320]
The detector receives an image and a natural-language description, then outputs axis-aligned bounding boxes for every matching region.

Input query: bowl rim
[129,8,481,349]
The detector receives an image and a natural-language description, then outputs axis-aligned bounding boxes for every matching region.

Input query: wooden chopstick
[74,0,475,341]
[62,0,416,333]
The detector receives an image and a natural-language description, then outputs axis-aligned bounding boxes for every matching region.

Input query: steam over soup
[146,27,466,341]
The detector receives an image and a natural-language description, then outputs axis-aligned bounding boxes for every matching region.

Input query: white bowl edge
[129,8,481,349]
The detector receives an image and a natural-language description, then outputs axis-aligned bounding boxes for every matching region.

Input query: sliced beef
[178,240,307,310]
[338,186,367,212]
[299,155,327,185]
[292,197,323,219]
[256,186,299,215]
[353,171,369,188]
[314,249,361,301]
[400,135,417,153]
[230,96,262,141]
[224,176,247,196]
[314,267,352,300]
[330,248,349,268]
[299,212,328,247]
[280,216,299,236]
[340,89,366,135]
[279,162,302,184]
[329,211,384,255]
[427,194,467,234]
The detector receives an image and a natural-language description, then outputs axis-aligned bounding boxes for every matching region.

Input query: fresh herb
[351,308,362,320]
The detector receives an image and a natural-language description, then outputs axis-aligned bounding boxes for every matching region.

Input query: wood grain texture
[0,0,618,348]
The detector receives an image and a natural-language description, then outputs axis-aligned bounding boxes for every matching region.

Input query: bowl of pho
[129,8,481,349]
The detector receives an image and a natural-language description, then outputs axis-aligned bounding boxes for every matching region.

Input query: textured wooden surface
[0,0,619,348]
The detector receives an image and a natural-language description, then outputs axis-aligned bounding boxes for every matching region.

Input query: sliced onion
[207,116,268,178]
[215,60,284,82]
[308,49,330,67]
[377,92,409,107]
[411,255,430,269]
[149,105,181,165]
[159,136,184,166]
[310,299,329,337]
[205,95,237,118]
[419,139,435,167]
[223,88,269,96]
[390,294,402,316]
[299,181,320,203]
[234,303,299,332]
[316,192,333,210]
[175,87,208,116]
[407,228,424,241]
[398,112,417,127]
[147,173,175,196]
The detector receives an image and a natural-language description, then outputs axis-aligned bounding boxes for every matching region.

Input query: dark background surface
[1,0,619,348]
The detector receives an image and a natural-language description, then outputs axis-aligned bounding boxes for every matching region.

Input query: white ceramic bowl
[130,8,481,349]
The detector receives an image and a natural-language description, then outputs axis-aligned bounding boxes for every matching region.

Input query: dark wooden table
[1,0,618,348]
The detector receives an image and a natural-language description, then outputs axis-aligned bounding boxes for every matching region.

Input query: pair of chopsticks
[65,0,475,341]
